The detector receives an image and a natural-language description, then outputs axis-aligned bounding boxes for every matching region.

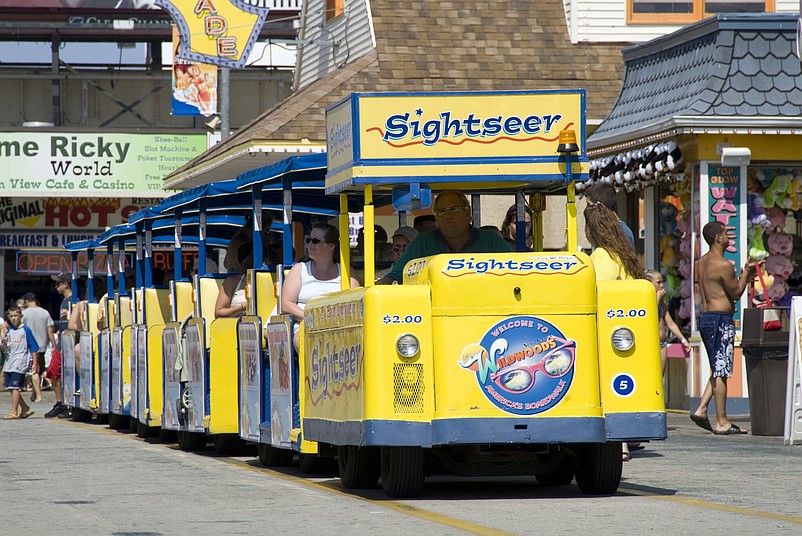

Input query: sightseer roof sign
[0,132,207,197]
[324,90,588,194]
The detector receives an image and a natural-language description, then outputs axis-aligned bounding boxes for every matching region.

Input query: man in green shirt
[377,190,512,284]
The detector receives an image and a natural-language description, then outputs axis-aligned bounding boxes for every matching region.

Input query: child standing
[2,306,39,419]
[645,270,692,375]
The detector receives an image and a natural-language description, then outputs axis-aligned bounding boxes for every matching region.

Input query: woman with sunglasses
[281,223,360,350]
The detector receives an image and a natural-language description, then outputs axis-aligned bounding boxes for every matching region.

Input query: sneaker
[45,403,64,418]
[57,407,74,419]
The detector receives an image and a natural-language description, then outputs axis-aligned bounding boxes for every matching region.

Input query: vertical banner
[701,162,745,329]
[238,319,262,443]
[266,318,293,449]
[171,26,218,117]
[785,296,802,444]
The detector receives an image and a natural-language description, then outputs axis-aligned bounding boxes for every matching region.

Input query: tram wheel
[574,442,622,496]
[338,445,380,489]
[159,428,178,443]
[535,455,575,487]
[73,408,93,423]
[298,453,338,475]
[177,431,207,451]
[95,413,109,425]
[257,443,294,467]
[212,433,244,455]
[380,446,425,498]
[108,413,128,430]
[136,421,158,438]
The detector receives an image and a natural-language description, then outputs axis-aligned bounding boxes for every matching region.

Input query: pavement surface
[1,388,801,536]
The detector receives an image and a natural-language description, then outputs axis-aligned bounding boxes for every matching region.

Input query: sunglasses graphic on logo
[489,338,576,394]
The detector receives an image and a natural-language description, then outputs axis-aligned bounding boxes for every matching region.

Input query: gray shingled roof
[588,14,802,150]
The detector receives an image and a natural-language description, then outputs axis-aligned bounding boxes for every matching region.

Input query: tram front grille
[393,363,425,414]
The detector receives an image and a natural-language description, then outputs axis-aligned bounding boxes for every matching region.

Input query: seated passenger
[500,203,534,251]
[215,243,253,318]
[281,223,360,350]
[223,211,275,272]
[377,190,512,284]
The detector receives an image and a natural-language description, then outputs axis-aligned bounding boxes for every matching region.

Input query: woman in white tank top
[215,245,254,318]
[281,223,360,349]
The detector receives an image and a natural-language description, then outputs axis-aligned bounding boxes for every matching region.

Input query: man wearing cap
[45,273,72,418]
[21,292,57,405]
[390,226,418,264]
[377,190,512,284]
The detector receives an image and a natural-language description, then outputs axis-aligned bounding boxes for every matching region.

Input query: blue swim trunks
[699,312,734,378]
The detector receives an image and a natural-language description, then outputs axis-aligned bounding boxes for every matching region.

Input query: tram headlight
[611,327,635,352]
[396,334,420,358]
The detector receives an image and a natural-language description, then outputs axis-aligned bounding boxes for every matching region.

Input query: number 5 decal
[611,373,635,397]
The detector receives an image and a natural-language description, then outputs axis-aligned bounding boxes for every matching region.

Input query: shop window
[628,0,774,24]
[326,0,344,22]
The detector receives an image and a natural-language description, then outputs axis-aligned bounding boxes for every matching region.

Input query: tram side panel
[302,286,435,447]
[596,280,667,440]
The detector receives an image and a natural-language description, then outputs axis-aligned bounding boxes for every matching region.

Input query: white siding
[295,0,376,90]
[564,0,800,43]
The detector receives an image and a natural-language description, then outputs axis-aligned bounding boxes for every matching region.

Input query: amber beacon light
[556,130,579,153]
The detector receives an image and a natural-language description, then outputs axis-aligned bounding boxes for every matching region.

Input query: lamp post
[557,130,579,252]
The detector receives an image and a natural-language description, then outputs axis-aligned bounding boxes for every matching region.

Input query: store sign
[15,249,198,274]
[2,232,99,250]
[16,251,133,274]
[0,133,207,197]
[155,0,268,68]
[0,197,161,230]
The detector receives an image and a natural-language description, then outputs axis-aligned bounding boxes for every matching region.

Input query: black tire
[95,413,109,425]
[73,408,93,423]
[129,415,139,431]
[108,413,128,430]
[299,453,338,475]
[136,421,158,438]
[177,431,207,451]
[257,443,294,467]
[535,456,575,487]
[380,446,425,498]
[212,433,244,455]
[159,428,178,443]
[574,442,623,496]
[338,445,380,489]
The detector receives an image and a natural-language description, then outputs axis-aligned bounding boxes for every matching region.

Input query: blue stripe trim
[431,417,606,444]
[604,412,667,440]
[356,155,588,166]
[304,418,432,447]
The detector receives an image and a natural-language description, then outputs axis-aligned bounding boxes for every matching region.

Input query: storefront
[587,14,802,413]
[0,131,207,311]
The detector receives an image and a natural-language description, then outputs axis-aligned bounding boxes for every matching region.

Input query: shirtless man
[690,221,755,435]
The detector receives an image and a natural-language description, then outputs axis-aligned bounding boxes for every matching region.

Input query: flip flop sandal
[3,414,20,420]
[690,413,713,432]
[713,424,748,435]
[21,410,34,419]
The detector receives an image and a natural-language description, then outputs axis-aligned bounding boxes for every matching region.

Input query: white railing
[240,0,302,9]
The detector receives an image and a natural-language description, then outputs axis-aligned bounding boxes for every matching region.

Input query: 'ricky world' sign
[324,90,587,193]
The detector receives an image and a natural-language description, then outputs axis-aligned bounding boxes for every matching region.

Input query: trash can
[741,307,789,436]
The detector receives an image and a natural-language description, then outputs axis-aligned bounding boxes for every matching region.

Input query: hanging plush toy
[765,205,787,230]
[767,232,794,257]
[748,227,769,261]
[763,174,792,209]
[659,201,679,236]
[765,255,795,280]
[747,192,770,228]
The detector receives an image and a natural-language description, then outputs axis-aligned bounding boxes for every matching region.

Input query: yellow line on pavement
[622,486,802,526]
[221,457,514,536]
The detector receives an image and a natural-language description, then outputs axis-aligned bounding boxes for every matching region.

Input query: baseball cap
[392,226,419,243]
[51,272,71,283]
[22,292,37,302]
